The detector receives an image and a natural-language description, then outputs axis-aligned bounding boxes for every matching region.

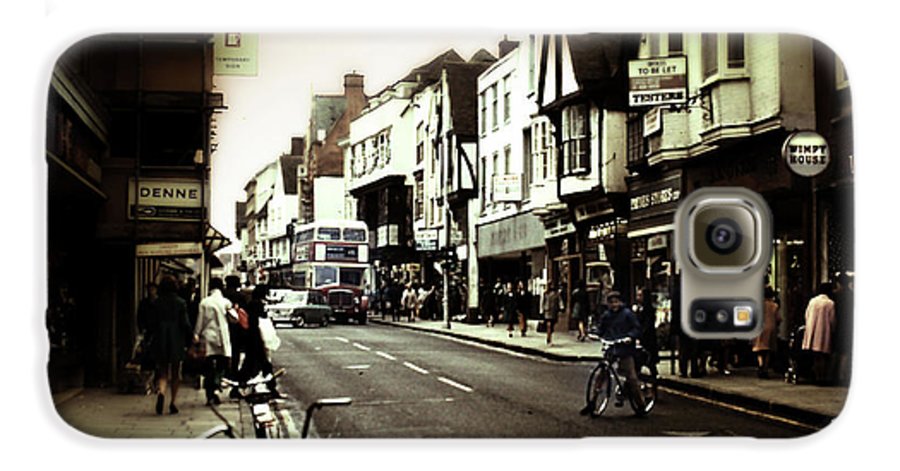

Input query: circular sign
[782,131,830,177]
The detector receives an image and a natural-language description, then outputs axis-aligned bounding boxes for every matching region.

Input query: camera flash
[734,306,752,327]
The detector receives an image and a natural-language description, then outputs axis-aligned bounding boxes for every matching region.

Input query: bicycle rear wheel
[585,364,611,417]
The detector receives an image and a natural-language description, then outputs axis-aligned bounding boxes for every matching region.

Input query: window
[702,33,718,79]
[668,33,683,56]
[523,129,532,200]
[491,152,499,204]
[626,112,645,167]
[503,145,511,174]
[561,104,589,174]
[416,124,425,164]
[648,33,660,57]
[503,74,512,123]
[480,155,487,211]
[343,228,367,242]
[340,267,365,287]
[479,92,487,135]
[314,266,338,286]
[317,227,341,241]
[296,229,314,243]
[727,33,745,68]
[415,173,424,220]
[702,33,746,80]
[528,35,536,93]
[491,83,499,130]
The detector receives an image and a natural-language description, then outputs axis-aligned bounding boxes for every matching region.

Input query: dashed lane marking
[343,364,371,370]
[334,337,350,343]
[375,351,397,361]
[436,376,474,393]
[402,361,430,375]
[352,343,372,351]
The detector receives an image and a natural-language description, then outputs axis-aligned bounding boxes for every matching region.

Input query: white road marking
[436,376,474,393]
[352,343,371,351]
[334,337,350,343]
[375,351,397,361]
[344,364,371,370]
[402,361,430,375]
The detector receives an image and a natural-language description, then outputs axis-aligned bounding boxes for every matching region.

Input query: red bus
[290,220,371,324]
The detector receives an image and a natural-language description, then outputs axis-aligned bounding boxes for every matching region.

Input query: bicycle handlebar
[222,367,287,388]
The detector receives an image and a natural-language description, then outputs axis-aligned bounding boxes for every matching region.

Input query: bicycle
[201,368,352,438]
[201,368,287,438]
[584,336,658,417]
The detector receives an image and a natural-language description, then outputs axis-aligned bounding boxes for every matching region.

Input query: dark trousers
[203,355,227,400]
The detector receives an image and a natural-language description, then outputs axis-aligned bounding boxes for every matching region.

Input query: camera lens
[705,218,743,255]
[693,310,707,324]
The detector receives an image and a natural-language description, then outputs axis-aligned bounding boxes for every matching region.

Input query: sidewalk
[372,317,849,428]
[52,380,266,439]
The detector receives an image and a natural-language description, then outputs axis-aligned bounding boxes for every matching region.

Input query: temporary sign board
[415,229,439,252]
[214,33,259,76]
[628,56,688,107]
[493,174,522,202]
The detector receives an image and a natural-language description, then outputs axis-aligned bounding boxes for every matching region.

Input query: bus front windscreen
[340,267,365,287]
[314,266,338,286]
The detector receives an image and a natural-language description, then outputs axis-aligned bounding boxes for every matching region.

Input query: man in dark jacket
[581,291,647,414]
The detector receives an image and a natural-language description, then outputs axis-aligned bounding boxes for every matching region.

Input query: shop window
[561,104,589,175]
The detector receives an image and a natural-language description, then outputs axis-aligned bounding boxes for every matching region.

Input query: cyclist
[580,290,648,415]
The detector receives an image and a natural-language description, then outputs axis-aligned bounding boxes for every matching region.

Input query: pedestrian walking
[502,281,518,338]
[633,287,659,378]
[802,282,837,385]
[479,278,495,326]
[223,276,247,388]
[403,283,418,322]
[493,278,504,327]
[832,273,853,385]
[752,287,782,379]
[239,284,279,395]
[572,280,589,341]
[516,279,531,337]
[542,282,561,345]
[389,281,402,322]
[146,275,192,415]
[193,277,233,405]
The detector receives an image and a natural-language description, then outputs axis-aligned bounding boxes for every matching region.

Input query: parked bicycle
[584,336,658,417]
[201,368,352,439]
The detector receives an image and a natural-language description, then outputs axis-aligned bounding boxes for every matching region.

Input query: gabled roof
[402,49,465,84]
[566,34,641,105]
[311,95,348,140]
[468,48,498,64]
[445,59,495,137]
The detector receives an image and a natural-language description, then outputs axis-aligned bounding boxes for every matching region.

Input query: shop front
[477,211,546,323]
[627,168,682,338]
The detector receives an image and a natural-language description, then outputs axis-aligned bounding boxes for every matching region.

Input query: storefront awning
[204,223,233,254]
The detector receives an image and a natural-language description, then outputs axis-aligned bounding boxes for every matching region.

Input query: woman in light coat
[194,277,233,405]
[802,283,836,384]
[542,282,561,345]
[752,287,782,379]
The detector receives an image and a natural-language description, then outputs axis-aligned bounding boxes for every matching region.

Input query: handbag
[259,316,281,353]
[187,341,207,361]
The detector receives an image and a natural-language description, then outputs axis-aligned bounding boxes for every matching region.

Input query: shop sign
[782,131,830,177]
[415,229,439,252]
[647,234,668,251]
[628,57,688,107]
[630,186,681,212]
[588,219,624,240]
[643,107,662,137]
[493,175,522,202]
[128,178,205,221]
[136,242,202,257]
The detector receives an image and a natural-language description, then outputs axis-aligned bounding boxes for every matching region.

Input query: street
[271,323,809,438]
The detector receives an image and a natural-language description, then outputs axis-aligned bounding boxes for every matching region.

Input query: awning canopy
[204,223,233,254]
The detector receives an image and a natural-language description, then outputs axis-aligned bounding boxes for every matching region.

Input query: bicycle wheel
[628,364,658,416]
[585,364,611,417]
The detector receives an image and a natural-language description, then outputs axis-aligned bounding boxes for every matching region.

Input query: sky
[211,33,508,250]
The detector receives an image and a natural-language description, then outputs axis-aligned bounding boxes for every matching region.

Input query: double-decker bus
[290,219,371,324]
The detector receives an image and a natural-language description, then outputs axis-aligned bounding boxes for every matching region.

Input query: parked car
[264,288,331,328]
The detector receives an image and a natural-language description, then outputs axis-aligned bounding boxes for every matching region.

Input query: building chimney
[499,36,519,58]
[344,73,365,94]
[291,136,305,156]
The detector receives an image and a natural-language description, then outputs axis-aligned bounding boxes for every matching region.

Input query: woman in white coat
[193,277,233,405]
